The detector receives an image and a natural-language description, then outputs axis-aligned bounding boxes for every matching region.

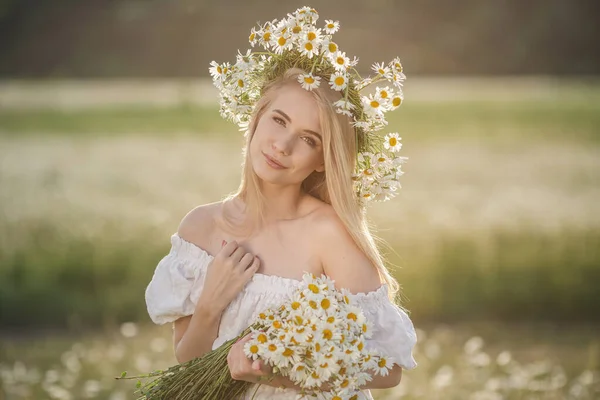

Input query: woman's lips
[263,152,287,169]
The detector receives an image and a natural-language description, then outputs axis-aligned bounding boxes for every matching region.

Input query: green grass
[1,100,599,142]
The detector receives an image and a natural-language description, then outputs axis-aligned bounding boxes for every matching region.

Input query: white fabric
[145,233,418,399]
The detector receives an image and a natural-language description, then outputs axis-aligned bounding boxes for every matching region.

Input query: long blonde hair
[221,68,401,303]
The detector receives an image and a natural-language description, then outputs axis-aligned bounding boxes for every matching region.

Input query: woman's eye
[273,117,286,126]
[302,137,316,147]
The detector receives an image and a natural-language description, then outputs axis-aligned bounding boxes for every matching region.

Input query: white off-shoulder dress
[145,233,418,400]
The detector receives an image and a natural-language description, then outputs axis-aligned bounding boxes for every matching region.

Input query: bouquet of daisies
[117,273,395,399]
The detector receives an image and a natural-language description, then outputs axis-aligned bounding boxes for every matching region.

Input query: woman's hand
[198,241,260,313]
[227,334,273,383]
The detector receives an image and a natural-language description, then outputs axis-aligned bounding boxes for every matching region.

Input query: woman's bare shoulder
[177,201,224,246]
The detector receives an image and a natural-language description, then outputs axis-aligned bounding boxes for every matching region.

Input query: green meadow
[0,80,599,399]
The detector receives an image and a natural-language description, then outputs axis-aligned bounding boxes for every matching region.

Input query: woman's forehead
[269,85,321,129]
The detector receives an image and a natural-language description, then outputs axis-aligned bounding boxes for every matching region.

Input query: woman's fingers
[238,253,255,269]
[243,256,260,278]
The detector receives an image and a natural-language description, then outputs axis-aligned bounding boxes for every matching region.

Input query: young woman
[145,7,417,400]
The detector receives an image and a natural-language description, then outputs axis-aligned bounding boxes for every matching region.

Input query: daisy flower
[298,73,321,90]
[362,94,387,116]
[372,62,392,79]
[303,27,322,43]
[390,56,403,73]
[300,39,319,59]
[324,19,340,34]
[273,33,292,54]
[248,27,259,46]
[390,92,403,109]
[321,37,339,56]
[333,99,355,115]
[329,72,348,91]
[372,355,395,377]
[370,153,391,169]
[330,51,350,71]
[383,133,402,152]
[375,86,392,101]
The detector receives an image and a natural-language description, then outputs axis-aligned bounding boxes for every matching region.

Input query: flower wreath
[209,6,408,205]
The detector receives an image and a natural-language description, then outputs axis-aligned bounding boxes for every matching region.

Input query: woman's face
[249,84,325,188]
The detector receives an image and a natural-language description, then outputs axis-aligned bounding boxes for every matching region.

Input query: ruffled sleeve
[144,234,213,325]
[348,284,418,370]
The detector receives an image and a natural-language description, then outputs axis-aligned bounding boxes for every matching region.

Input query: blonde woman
[145,7,417,400]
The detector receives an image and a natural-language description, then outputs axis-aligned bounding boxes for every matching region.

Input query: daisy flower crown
[209,6,408,205]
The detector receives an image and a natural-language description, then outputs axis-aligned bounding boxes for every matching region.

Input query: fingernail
[222,240,227,247]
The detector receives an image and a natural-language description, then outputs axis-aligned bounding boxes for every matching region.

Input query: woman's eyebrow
[273,109,322,141]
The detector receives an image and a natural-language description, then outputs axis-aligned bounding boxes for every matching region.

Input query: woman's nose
[271,135,293,155]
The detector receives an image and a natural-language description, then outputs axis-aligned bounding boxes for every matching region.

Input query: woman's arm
[173,299,223,364]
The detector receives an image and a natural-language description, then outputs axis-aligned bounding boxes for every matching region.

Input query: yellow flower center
[350,396,358,400]
[328,42,338,52]
[334,76,345,86]
[263,32,271,41]
[293,26,302,34]
[370,100,380,108]
[273,320,282,329]
[291,301,301,310]
[347,312,357,321]
[378,359,387,368]
[297,365,305,371]
[395,62,403,72]
[389,137,397,147]
[327,316,335,323]
[362,323,368,333]
[250,344,259,354]
[257,333,267,343]
[393,97,402,107]
[323,329,333,340]
[328,23,335,29]
[339,367,346,375]
[341,379,349,388]
[333,397,342,400]
[378,68,386,75]
[216,66,222,74]
[237,79,244,88]
[321,299,331,309]
[309,300,317,309]
[336,57,345,65]
[295,316,304,325]
[249,33,255,42]
[304,42,313,51]
[308,284,320,293]
[307,32,316,41]
[358,342,364,351]
[259,313,266,319]
[278,36,287,46]
[380,90,388,98]
[304,76,315,85]
[344,295,349,304]
[320,362,329,368]
[283,348,294,357]
[378,157,386,162]
[268,344,277,352]
[311,371,320,379]
[315,343,321,352]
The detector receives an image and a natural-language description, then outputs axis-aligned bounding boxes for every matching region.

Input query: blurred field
[0,79,599,399]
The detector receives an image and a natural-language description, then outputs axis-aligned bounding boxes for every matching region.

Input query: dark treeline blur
[0,0,598,78]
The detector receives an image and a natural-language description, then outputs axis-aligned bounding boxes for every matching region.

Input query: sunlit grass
[1,323,598,399]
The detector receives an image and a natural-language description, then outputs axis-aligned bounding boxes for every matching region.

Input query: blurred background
[0,0,599,399]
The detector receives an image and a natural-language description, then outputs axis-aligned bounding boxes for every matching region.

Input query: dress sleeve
[144,234,211,325]
[349,285,418,370]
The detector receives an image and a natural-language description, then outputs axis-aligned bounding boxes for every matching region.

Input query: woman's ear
[315,162,325,173]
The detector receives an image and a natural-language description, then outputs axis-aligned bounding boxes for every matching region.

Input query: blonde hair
[220,68,401,303]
